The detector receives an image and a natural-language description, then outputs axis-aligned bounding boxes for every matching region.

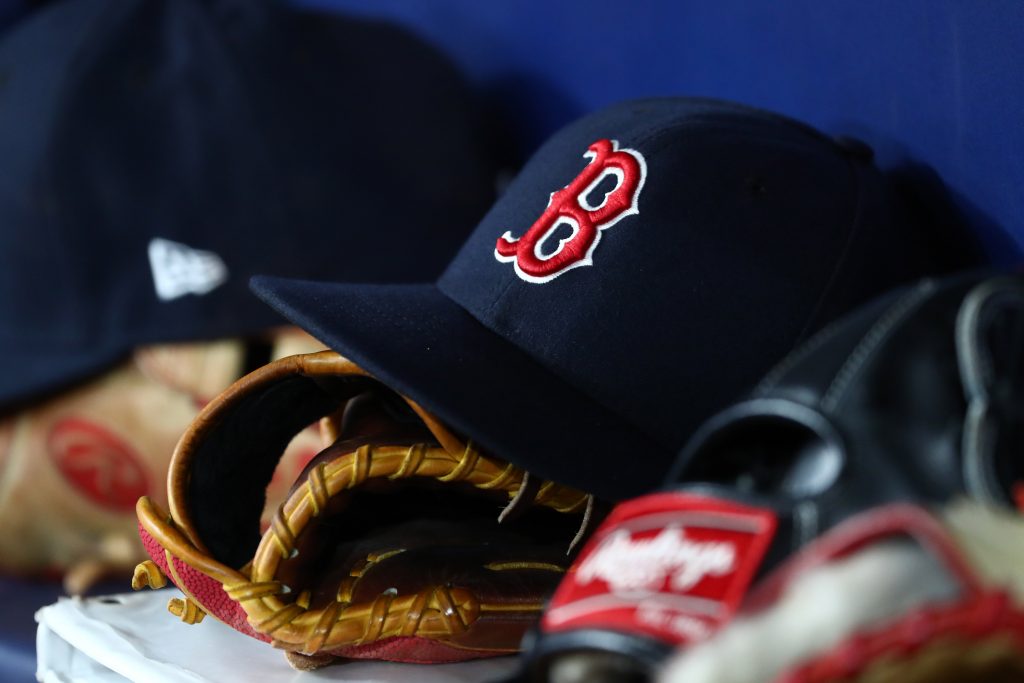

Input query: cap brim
[250,276,671,500]
[0,344,126,411]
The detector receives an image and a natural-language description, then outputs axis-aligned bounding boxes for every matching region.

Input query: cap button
[833,135,875,163]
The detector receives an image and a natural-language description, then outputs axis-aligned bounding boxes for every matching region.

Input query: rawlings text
[576,525,737,594]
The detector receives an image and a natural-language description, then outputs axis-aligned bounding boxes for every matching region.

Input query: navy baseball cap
[252,97,972,501]
[0,0,500,407]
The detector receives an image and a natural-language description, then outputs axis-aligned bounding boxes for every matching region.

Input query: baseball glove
[658,501,1024,683]
[0,330,324,594]
[132,350,595,669]
[512,269,1024,682]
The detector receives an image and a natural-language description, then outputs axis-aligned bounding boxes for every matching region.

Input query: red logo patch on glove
[48,417,150,513]
[542,492,776,645]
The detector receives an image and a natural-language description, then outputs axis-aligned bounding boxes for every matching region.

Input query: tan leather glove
[0,330,325,594]
[133,351,597,669]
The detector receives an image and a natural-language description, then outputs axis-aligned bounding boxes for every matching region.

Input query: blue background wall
[302,0,1024,263]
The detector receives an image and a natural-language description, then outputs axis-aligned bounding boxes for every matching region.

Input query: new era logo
[148,238,228,302]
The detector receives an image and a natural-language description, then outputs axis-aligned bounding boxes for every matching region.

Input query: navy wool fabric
[0,0,500,407]
[253,97,972,500]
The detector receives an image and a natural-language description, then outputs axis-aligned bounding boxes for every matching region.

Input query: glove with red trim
[132,351,596,669]
[0,330,323,594]
[513,269,1024,682]
[659,501,1024,683]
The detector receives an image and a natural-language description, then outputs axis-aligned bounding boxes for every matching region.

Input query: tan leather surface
[0,329,324,592]
[139,350,595,663]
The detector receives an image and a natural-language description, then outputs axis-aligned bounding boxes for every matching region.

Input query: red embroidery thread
[495,139,646,282]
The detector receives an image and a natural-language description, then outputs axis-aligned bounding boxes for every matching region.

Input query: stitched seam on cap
[791,153,865,344]
[37,0,133,349]
[204,3,298,243]
[755,153,869,395]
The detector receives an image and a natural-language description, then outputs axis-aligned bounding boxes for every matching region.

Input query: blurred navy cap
[0,0,501,407]
[253,97,973,501]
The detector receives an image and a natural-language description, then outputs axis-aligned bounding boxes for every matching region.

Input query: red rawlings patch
[542,492,776,646]
[495,138,646,283]
[48,417,150,513]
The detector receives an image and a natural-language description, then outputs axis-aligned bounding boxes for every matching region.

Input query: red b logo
[495,139,646,283]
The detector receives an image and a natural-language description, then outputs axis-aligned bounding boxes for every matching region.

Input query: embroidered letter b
[495,139,646,283]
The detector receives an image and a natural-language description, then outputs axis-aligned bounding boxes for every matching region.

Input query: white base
[35,589,517,683]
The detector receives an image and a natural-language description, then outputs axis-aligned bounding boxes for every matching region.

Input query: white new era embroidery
[577,526,737,594]
[148,238,228,301]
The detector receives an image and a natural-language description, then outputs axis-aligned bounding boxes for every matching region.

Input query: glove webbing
[229,440,588,654]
